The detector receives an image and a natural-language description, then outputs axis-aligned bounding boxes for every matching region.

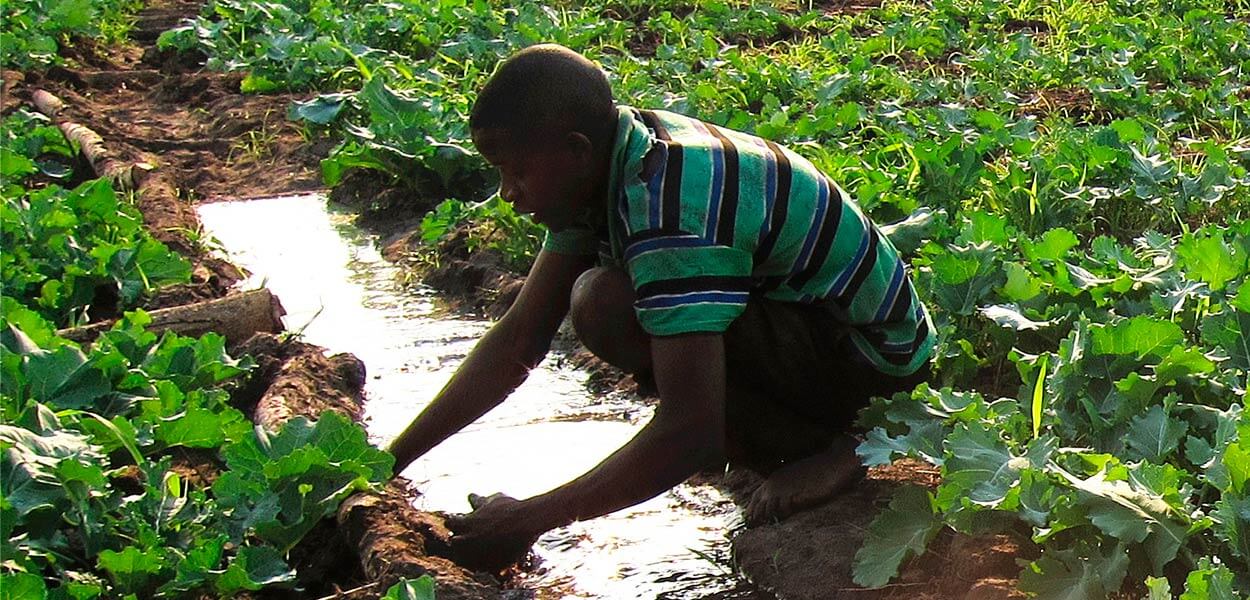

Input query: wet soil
[722,462,1031,600]
[1,0,329,256]
[231,333,503,598]
[231,333,368,423]
[1,0,332,320]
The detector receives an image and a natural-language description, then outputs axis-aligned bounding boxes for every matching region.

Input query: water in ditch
[198,193,746,600]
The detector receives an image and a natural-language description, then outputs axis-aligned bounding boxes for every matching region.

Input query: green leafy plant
[1,113,192,327]
[1,308,394,598]
[1,0,142,68]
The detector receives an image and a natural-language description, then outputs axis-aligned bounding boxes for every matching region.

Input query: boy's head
[470,44,616,231]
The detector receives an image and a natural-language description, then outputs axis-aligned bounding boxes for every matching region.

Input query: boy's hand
[446,493,543,570]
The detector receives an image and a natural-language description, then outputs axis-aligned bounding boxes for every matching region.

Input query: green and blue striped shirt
[545,106,934,376]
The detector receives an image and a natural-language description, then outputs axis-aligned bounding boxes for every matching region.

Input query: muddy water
[198,194,746,600]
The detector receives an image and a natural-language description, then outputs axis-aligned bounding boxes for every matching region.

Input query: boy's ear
[565,131,594,165]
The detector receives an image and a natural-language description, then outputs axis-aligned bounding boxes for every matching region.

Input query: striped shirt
[545,106,934,376]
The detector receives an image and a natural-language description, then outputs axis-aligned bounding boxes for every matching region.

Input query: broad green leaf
[240,74,281,93]
[1146,576,1172,600]
[957,210,1012,246]
[288,92,351,125]
[0,147,38,179]
[1202,309,1250,374]
[851,486,940,588]
[927,242,1004,316]
[1226,441,1250,495]
[1155,346,1216,384]
[382,575,437,600]
[1177,232,1248,292]
[1213,493,1250,563]
[856,421,945,467]
[0,573,47,600]
[1056,464,1191,571]
[1000,262,1044,302]
[1110,119,1146,143]
[24,345,110,409]
[156,406,250,449]
[1125,406,1189,464]
[941,423,1038,508]
[215,546,296,593]
[1019,544,1127,600]
[1179,558,1238,600]
[1023,228,1079,262]
[980,304,1051,331]
[1130,147,1177,186]
[47,0,94,30]
[158,534,228,594]
[97,545,165,592]
[1231,280,1250,313]
[1090,316,1184,359]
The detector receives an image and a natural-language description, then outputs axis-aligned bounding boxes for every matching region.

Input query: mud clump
[232,332,366,424]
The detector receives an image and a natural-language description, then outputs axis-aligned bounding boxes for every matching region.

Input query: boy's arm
[447,331,727,566]
[387,248,596,474]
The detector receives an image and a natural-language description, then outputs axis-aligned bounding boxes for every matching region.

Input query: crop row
[0,92,428,598]
[1,0,144,69]
[152,0,1250,595]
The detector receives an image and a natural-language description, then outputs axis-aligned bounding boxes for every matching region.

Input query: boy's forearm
[518,333,727,532]
[521,408,722,533]
[388,251,593,475]
[388,318,546,473]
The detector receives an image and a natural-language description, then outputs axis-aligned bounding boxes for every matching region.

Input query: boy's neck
[584,112,621,227]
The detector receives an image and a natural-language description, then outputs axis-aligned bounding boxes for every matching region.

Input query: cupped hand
[445,492,542,571]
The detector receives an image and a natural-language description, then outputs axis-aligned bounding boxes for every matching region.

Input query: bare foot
[745,435,867,526]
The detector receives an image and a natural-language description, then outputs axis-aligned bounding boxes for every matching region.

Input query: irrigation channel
[198,193,746,599]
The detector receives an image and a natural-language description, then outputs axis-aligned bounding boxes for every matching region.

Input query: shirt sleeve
[624,231,753,336]
[542,226,599,256]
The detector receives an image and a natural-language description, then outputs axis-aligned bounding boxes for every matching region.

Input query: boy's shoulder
[621,106,816,173]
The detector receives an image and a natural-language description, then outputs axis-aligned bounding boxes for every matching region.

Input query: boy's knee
[569,266,649,371]
[570,267,632,336]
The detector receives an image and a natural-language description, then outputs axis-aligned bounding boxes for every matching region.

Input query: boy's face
[472,128,595,233]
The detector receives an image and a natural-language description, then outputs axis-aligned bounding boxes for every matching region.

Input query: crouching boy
[388,43,934,568]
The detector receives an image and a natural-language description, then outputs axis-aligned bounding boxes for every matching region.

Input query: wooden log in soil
[335,486,501,600]
[31,89,151,190]
[230,332,366,428]
[57,288,285,346]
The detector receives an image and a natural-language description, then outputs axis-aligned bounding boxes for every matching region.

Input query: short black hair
[470,44,616,149]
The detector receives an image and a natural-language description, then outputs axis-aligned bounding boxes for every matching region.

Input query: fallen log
[253,348,365,431]
[335,485,500,600]
[31,89,151,190]
[57,288,285,346]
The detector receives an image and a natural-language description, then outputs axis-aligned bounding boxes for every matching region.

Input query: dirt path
[4,0,328,215]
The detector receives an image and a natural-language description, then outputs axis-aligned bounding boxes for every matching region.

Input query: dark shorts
[717,296,928,473]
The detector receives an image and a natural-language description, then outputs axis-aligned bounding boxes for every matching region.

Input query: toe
[745,486,771,526]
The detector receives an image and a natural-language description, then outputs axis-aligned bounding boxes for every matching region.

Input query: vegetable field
[1,59,432,600]
[4,0,1250,597]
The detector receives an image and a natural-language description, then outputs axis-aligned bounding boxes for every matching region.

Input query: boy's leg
[721,298,928,525]
[568,266,651,373]
[569,266,928,523]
